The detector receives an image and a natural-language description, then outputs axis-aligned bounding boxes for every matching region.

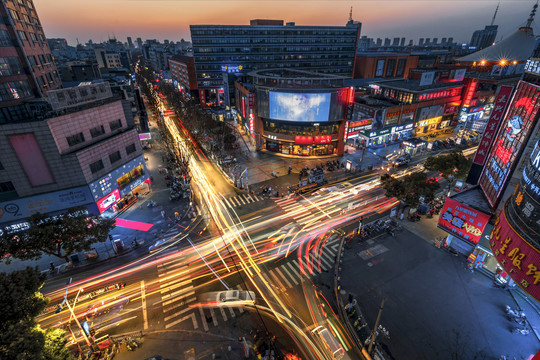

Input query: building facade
[190,20,360,107]
[168,55,197,98]
[235,69,351,156]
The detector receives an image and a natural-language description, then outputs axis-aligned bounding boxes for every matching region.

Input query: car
[201,290,256,306]
[393,157,410,167]
[312,326,345,360]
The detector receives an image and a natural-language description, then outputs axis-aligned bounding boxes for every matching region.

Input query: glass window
[109,119,122,131]
[126,143,136,154]
[396,59,406,77]
[9,9,20,21]
[89,159,104,174]
[89,125,105,138]
[0,81,32,101]
[66,132,85,146]
[116,164,144,189]
[27,56,37,66]
[17,30,27,42]
[0,57,22,76]
[109,151,121,164]
[0,30,11,46]
[385,59,396,77]
[0,181,15,192]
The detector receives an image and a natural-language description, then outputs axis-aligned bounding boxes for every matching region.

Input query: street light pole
[368,297,386,355]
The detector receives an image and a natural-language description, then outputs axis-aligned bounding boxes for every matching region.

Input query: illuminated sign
[490,208,540,301]
[138,133,151,140]
[350,119,372,128]
[525,58,540,75]
[473,86,513,166]
[418,87,462,102]
[220,65,243,73]
[343,121,349,142]
[479,81,540,207]
[437,198,491,244]
[401,111,415,123]
[295,136,313,145]
[96,189,120,213]
[0,186,94,224]
[249,111,254,134]
[269,92,331,122]
[199,89,206,106]
[315,135,332,145]
[462,79,477,107]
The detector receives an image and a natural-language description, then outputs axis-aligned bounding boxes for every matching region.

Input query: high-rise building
[127,36,134,49]
[384,38,391,46]
[376,38,382,46]
[0,0,61,118]
[190,20,360,107]
[400,37,406,47]
[470,25,498,50]
[392,37,400,46]
[136,37,142,49]
[419,38,425,46]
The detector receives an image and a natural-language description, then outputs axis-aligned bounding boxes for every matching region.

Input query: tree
[0,267,74,360]
[424,151,472,194]
[0,207,115,264]
[381,172,440,209]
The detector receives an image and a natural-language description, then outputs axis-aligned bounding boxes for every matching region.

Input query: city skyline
[35,0,538,45]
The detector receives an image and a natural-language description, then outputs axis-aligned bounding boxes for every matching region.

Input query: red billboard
[473,86,513,166]
[96,189,120,213]
[491,207,540,302]
[437,198,491,244]
[479,81,540,207]
[315,135,332,145]
[295,136,313,145]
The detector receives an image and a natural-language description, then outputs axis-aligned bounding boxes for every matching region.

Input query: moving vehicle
[392,157,410,167]
[312,325,345,360]
[202,290,256,306]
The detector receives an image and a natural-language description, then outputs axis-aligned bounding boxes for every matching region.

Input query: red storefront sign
[444,104,459,114]
[294,136,313,145]
[96,188,121,214]
[199,89,206,106]
[315,135,332,144]
[473,86,513,166]
[249,112,254,134]
[350,119,372,127]
[437,198,491,244]
[248,93,254,107]
[491,208,540,301]
[343,121,349,142]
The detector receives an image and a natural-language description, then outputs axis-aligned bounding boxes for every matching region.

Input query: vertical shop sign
[473,86,514,166]
[199,89,206,106]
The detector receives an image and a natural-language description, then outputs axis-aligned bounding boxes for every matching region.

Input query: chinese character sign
[490,208,540,302]
[437,198,491,244]
[479,81,540,208]
[473,86,513,166]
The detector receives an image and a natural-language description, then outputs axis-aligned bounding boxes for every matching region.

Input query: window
[17,30,27,42]
[29,32,37,42]
[27,55,37,66]
[385,59,396,77]
[0,181,15,192]
[396,59,407,78]
[66,132,85,146]
[116,165,144,189]
[375,59,385,77]
[37,54,45,64]
[22,14,30,23]
[0,57,22,76]
[9,9,20,21]
[109,119,122,131]
[109,151,121,164]
[0,30,11,46]
[89,125,105,138]
[125,143,136,154]
[0,81,32,101]
[89,159,104,174]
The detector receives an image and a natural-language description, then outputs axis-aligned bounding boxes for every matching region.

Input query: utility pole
[367,297,386,355]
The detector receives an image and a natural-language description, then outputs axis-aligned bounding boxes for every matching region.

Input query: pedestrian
[161,210,165,218]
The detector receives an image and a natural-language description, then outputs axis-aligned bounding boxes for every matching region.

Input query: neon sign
[437,198,490,244]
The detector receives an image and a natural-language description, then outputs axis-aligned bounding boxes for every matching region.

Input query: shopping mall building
[235,69,352,156]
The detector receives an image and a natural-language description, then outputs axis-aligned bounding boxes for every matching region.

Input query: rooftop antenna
[490,1,500,26]
[526,1,538,28]
[349,6,353,22]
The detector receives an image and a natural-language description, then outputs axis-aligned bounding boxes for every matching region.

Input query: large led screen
[269,92,331,122]
[479,81,540,207]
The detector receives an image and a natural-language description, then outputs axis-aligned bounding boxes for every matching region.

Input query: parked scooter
[511,327,530,335]
[505,305,526,321]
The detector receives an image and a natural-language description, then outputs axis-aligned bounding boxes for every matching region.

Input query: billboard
[96,188,121,213]
[490,208,540,302]
[0,185,94,224]
[269,91,331,122]
[437,198,491,245]
[473,86,513,166]
[479,81,540,207]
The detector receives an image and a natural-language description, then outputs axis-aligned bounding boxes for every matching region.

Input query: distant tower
[384,38,391,46]
[491,1,500,26]
[400,37,406,47]
[469,2,500,49]
[349,6,353,22]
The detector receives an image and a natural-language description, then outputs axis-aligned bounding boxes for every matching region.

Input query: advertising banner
[88,155,146,201]
[437,198,491,244]
[269,92,331,122]
[479,81,540,207]
[0,185,94,224]
[315,135,332,144]
[96,188,121,213]
[491,208,540,301]
[294,136,313,145]
[473,86,513,166]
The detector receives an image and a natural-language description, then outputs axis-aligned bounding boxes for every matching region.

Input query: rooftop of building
[169,55,194,63]
[356,51,413,57]
[372,78,464,92]
[249,68,347,80]
[249,68,348,89]
[449,186,492,215]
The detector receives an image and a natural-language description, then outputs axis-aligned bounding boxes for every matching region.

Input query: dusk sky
[34,0,540,46]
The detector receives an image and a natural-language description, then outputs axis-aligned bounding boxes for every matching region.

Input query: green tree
[0,267,74,360]
[381,172,440,209]
[0,207,115,264]
[424,151,472,194]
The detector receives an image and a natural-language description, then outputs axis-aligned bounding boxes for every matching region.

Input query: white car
[312,326,345,360]
[201,290,256,306]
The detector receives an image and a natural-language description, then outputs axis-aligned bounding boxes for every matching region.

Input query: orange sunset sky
[34,0,538,46]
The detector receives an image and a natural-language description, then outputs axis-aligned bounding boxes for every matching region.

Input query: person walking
[161,210,165,218]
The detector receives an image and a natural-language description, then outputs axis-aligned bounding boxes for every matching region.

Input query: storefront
[459,104,493,133]
[265,135,336,156]
[415,116,443,135]
[402,138,427,156]
[359,123,414,148]
[89,155,151,217]
[346,119,373,147]
[437,197,491,255]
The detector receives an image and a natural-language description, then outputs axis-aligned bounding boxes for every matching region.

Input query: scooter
[505,305,526,319]
[511,327,530,335]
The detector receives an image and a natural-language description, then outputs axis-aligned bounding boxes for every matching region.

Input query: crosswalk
[221,193,264,209]
[155,235,341,331]
[274,197,331,230]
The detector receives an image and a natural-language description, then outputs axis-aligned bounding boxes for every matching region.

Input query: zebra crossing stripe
[228,306,236,318]
[162,290,196,306]
[246,193,255,202]
[221,198,233,208]
[160,278,192,294]
[164,305,192,322]
[198,306,209,332]
[293,213,317,223]
[209,307,219,326]
[276,197,295,205]
[253,195,262,201]
[317,253,333,271]
[267,269,286,291]
[282,203,303,211]
[273,267,293,288]
[219,307,228,321]
[238,195,247,205]
[230,197,241,206]
[282,263,300,285]
[165,312,198,329]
